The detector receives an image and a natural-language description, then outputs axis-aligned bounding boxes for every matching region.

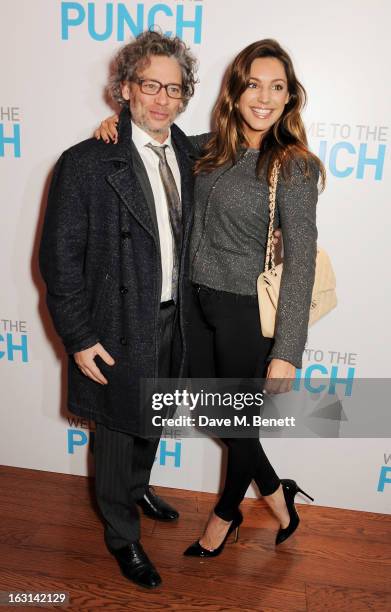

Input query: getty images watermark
[151,388,295,430]
[139,378,391,439]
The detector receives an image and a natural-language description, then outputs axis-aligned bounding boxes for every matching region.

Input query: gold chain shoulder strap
[264,159,281,275]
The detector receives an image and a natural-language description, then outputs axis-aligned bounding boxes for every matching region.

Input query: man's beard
[142,122,168,134]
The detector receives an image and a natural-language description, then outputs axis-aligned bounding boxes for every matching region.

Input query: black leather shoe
[112,541,162,588]
[137,486,179,521]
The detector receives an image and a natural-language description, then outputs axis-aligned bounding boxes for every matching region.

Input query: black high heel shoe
[275,479,314,546]
[183,510,243,558]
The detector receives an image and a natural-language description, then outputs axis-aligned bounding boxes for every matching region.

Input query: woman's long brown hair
[195,39,325,188]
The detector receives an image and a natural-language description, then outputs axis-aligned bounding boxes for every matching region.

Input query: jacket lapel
[102,109,158,244]
[171,124,196,233]
[102,109,195,245]
[130,142,160,245]
[107,166,158,242]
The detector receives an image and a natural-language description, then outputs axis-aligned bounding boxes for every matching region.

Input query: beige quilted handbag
[257,161,337,339]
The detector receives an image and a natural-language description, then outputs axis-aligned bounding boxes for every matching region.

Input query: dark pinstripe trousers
[94,303,175,552]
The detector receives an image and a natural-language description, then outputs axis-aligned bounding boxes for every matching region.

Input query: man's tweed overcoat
[39,108,195,435]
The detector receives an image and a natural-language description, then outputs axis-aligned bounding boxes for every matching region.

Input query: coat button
[121,231,131,239]
[120,337,127,345]
[119,285,128,295]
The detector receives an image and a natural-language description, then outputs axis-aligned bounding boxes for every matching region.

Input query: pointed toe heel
[183,541,209,557]
[183,510,242,558]
[275,479,314,546]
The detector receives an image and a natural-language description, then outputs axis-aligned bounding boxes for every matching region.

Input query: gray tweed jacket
[189,134,318,369]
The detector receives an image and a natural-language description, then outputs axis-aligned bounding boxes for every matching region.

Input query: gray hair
[109,30,198,110]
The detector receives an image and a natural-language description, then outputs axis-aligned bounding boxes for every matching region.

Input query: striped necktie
[147,143,182,300]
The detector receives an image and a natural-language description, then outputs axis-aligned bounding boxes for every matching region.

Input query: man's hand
[74,343,115,385]
[94,114,119,144]
[264,358,295,394]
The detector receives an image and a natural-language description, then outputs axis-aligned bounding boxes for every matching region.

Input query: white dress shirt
[131,121,182,302]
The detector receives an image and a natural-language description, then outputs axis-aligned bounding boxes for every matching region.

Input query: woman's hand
[272,228,283,264]
[272,228,282,246]
[264,358,296,394]
[94,114,119,143]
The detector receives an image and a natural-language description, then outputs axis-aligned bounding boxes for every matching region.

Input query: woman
[96,39,325,556]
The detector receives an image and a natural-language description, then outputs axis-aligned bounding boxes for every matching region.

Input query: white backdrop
[1,0,390,514]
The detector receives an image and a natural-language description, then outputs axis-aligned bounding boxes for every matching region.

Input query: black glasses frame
[134,78,184,99]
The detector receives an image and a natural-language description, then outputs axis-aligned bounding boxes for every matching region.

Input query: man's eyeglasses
[134,78,184,99]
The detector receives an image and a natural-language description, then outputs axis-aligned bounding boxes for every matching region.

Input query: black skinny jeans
[188,284,281,521]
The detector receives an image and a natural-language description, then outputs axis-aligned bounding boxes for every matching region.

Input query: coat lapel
[130,142,160,244]
[171,124,196,233]
[101,109,195,245]
[101,109,158,244]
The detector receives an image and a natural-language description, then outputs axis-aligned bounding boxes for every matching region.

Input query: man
[39,31,197,589]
